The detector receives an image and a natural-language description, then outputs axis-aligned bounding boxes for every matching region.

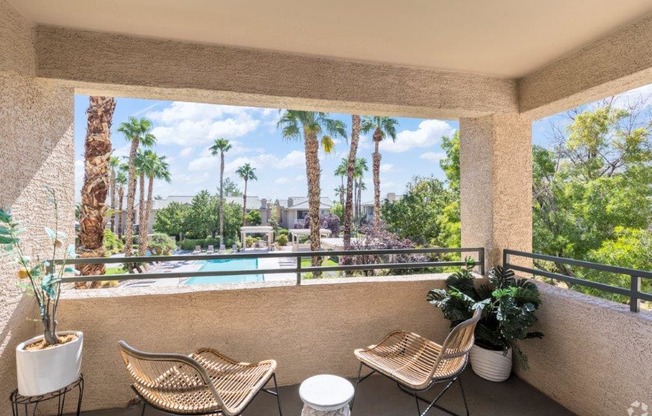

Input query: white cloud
[189,150,306,174]
[180,147,194,157]
[381,120,455,153]
[275,177,289,184]
[380,163,394,173]
[146,102,278,147]
[420,152,446,162]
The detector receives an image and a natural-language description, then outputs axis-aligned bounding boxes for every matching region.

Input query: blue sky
[73,83,652,203]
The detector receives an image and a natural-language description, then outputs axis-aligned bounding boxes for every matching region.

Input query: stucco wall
[516,282,652,416]
[459,114,533,268]
[0,0,34,75]
[34,26,517,120]
[0,71,75,413]
[520,13,652,118]
[55,275,451,411]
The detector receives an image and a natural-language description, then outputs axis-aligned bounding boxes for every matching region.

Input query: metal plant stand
[10,374,83,416]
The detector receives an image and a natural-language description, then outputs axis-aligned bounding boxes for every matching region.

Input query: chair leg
[350,362,364,411]
[413,390,421,416]
[398,378,466,416]
[458,375,469,416]
[272,373,283,416]
[140,402,147,416]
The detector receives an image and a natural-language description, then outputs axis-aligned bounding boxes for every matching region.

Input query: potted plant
[427,261,544,382]
[0,188,83,396]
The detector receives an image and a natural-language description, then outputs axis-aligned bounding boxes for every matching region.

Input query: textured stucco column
[0,0,75,410]
[459,114,532,269]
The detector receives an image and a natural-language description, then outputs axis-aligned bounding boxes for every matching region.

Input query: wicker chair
[353,307,483,416]
[118,341,283,416]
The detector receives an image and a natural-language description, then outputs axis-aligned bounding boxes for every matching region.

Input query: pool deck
[121,251,298,287]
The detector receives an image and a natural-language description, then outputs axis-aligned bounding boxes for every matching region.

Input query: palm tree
[236,163,257,226]
[115,168,128,239]
[343,115,361,250]
[334,158,348,206]
[209,138,232,247]
[109,156,120,233]
[361,116,398,229]
[78,96,115,284]
[134,150,152,256]
[334,185,346,207]
[117,117,156,257]
[140,151,171,255]
[277,111,346,263]
[353,158,369,220]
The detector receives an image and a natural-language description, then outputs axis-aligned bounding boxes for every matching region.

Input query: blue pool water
[185,258,263,285]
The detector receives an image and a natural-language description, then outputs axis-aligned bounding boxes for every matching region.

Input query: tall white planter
[16,331,83,396]
[470,344,512,382]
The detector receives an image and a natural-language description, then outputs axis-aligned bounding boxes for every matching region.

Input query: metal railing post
[296,255,302,286]
[630,275,641,313]
[479,248,486,276]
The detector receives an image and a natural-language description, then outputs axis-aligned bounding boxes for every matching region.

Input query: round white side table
[299,374,355,416]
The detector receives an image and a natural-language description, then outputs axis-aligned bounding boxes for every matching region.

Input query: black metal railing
[56,247,485,286]
[504,249,652,313]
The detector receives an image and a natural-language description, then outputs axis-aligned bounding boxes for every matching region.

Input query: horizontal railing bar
[507,263,633,297]
[54,247,484,265]
[60,260,468,283]
[504,249,652,280]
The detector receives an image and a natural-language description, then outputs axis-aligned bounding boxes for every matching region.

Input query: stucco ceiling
[9,0,652,78]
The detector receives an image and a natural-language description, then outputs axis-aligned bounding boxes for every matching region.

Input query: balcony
[3,1,652,415]
[6,248,639,416]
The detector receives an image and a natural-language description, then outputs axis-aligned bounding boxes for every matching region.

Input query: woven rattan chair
[118,341,283,416]
[353,307,483,416]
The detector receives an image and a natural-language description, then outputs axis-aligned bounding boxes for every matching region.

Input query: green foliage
[382,176,453,246]
[533,102,652,305]
[330,202,344,221]
[246,210,262,226]
[278,228,289,236]
[275,234,288,246]
[218,177,242,196]
[103,229,123,255]
[148,233,176,255]
[153,202,188,237]
[428,264,544,369]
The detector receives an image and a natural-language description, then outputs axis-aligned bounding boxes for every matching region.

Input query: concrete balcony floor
[83,369,574,416]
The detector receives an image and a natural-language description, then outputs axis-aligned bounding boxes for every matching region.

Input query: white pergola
[240,226,274,248]
[289,228,332,251]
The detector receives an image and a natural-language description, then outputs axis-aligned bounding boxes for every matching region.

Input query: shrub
[322,214,340,236]
[104,229,123,256]
[178,238,205,251]
[275,234,288,246]
[278,228,289,236]
[245,236,260,248]
[148,233,176,255]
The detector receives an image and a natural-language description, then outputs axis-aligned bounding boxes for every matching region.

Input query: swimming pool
[185,258,263,285]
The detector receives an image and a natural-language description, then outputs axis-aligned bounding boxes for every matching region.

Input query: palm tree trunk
[118,188,124,239]
[124,140,139,257]
[110,168,116,233]
[242,179,248,226]
[219,151,225,246]
[304,130,322,268]
[373,138,382,229]
[77,96,115,287]
[344,115,360,251]
[138,172,146,255]
[139,175,155,256]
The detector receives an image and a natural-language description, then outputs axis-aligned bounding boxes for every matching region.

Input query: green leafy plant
[275,234,288,246]
[0,188,76,346]
[148,233,176,255]
[427,263,544,369]
[103,229,124,255]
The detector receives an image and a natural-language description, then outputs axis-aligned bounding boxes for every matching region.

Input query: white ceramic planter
[470,344,512,382]
[16,331,83,396]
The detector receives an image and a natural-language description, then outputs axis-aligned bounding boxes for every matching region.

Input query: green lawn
[105,266,127,275]
[300,258,338,267]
